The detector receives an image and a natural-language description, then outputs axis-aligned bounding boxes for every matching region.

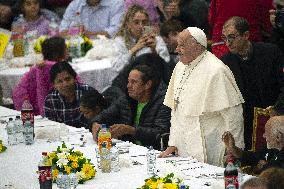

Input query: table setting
[0,106,252,189]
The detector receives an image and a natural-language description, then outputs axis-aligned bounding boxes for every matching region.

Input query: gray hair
[268,116,284,144]
[241,177,267,189]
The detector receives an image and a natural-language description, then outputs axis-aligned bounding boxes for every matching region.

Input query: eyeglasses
[221,33,241,43]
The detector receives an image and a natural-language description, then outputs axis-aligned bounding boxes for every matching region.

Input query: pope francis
[160,27,245,166]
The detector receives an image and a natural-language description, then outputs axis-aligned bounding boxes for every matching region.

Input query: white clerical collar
[187,50,207,69]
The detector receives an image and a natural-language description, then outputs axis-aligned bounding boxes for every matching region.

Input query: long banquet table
[0,106,250,189]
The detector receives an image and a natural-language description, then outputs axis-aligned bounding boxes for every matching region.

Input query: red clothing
[208,0,273,43]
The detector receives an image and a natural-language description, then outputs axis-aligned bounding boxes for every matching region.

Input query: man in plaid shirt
[44,61,95,128]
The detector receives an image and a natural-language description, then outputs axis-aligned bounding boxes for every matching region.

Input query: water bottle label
[224,176,238,188]
[21,111,34,125]
[39,166,52,182]
[98,138,112,150]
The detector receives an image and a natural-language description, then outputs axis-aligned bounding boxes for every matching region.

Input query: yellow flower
[48,152,56,161]
[68,154,78,162]
[163,183,178,189]
[52,169,59,180]
[64,166,71,174]
[71,161,79,169]
[33,35,48,54]
[82,163,96,179]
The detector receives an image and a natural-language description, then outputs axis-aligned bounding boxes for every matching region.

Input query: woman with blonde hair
[112,5,169,80]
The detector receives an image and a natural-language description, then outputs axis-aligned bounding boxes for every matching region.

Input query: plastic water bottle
[234,160,243,184]
[68,12,83,59]
[21,97,34,126]
[23,119,34,145]
[24,30,37,55]
[6,118,17,145]
[12,14,26,57]
[110,146,120,172]
[14,115,24,143]
[69,35,82,58]
[147,146,156,176]
[100,142,111,173]
[38,152,52,189]
[48,18,59,37]
[69,172,78,189]
[69,11,84,35]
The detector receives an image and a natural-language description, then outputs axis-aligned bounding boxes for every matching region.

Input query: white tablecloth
[0,106,251,189]
[0,57,115,104]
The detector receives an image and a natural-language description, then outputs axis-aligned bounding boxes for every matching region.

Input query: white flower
[157,183,164,189]
[56,158,69,168]
[76,171,85,180]
[57,151,70,159]
[61,148,69,153]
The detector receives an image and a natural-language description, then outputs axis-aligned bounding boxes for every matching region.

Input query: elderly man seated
[91,64,171,149]
[44,61,95,128]
[223,116,284,172]
[60,0,124,38]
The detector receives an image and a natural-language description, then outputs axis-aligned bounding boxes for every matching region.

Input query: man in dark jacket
[221,16,284,150]
[91,64,171,149]
[222,116,284,173]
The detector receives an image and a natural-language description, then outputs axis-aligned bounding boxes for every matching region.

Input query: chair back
[251,107,270,152]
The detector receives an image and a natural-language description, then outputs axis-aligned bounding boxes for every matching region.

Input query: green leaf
[62,142,67,148]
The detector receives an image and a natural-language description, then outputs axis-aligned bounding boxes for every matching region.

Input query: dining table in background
[0,57,115,105]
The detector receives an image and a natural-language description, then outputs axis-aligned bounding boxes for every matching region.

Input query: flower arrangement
[138,173,189,189]
[80,35,93,56]
[47,142,96,184]
[0,140,7,153]
[33,35,93,56]
[33,35,48,54]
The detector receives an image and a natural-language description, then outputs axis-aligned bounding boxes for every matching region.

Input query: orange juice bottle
[97,124,112,150]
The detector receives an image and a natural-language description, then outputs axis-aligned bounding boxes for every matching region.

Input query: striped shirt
[44,83,94,128]
[59,0,124,37]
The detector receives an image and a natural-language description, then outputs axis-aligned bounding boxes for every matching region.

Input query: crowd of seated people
[1,0,284,175]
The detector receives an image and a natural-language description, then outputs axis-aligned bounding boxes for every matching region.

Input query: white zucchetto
[186,27,207,48]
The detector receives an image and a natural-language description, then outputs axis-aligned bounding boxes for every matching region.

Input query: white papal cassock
[164,51,245,166]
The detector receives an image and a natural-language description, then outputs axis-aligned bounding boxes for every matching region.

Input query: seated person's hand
[144,34,156,50]
[158,146,178,158]
[130,36,148,55]
[91,122,101,141]
[222,131,243,158]
[222,131,236,150]
[110,124,135,139]
[257,160,268,170]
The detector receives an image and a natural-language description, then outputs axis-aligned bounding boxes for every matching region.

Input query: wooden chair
[251,107,271,152]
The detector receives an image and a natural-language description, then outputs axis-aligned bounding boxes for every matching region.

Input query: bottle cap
[42,152,47,156]
[101,124,107,129]
[102,142,107,148]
